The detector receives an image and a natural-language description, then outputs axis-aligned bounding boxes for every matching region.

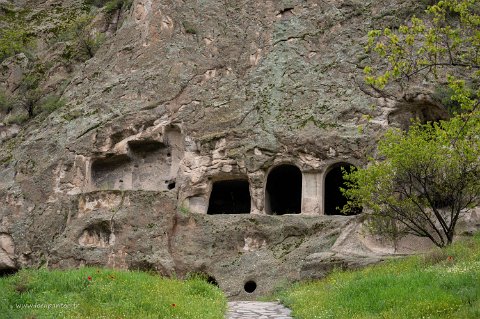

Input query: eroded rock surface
[1,0,473,297]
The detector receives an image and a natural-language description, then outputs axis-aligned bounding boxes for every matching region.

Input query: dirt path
[226,301,293,319]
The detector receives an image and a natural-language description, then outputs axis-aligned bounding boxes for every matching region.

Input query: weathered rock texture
[1,0,477,298]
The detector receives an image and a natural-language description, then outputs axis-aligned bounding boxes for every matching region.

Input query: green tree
[343,116,480,247]
[15,71,41,118]
[61,14,105,62]
[343,0,480,247]
[363,0,479,99]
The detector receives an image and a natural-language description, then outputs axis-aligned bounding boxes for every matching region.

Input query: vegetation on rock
[0,2,117,125]
[59,13,105,61]
[344,0,480,247]
[85,0,133,12]
[0,27,33,63]
[0,62,65,123]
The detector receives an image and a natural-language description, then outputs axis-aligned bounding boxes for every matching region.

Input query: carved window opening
[91,154,132,189]
[265,164,302,215]
[91,140,177,191]
[324,163,361,216]
[90,125,185,192]
[207,180,251,214]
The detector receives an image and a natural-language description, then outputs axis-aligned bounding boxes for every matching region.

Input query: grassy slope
[278,234,480,319]
[0,268,227,319]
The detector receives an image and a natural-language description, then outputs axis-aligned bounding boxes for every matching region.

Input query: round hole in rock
[244,280,257,293]
[168,182,176,190]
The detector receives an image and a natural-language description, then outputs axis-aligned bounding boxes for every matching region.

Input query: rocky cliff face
[0,0,466,298]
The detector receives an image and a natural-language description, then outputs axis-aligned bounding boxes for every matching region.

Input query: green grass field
[0,268,227,319]
[3,236,480,319]
[277,234,480,319]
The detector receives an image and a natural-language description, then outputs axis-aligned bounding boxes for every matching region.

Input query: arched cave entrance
[324,163,361,216]
[265,164,302,215]
[207,180,251,214]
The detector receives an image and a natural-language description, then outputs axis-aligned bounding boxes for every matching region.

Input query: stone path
[226,301,293,319]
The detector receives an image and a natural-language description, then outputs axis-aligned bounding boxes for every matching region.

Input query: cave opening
[324,163,361,216]
[0,268,17,277]
[206,275,219,287]
[207,180,251,214]
[265,164,302,215]
[244,280,257,293]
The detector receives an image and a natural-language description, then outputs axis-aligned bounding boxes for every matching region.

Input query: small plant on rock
[59,14,105,62]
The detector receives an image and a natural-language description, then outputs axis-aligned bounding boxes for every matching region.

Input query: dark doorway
[207,180,251,214]
[324,163,361,215]
[266,164,302,215]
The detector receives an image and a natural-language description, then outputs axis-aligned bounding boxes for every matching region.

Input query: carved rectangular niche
[207,179,251,214]
[92,141,174,191]
[90,125,185,191]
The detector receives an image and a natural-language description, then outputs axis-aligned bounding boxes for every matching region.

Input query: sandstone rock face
[0,233,16,272]
[1,0,473,298]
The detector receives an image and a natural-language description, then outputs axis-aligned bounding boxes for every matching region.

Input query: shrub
[84,0,132,12]
[5,112,29,125]
[83,0,109,7]
[104,0,133,13]
[38,95,66,114]
[0,90,13,114]
[0,27,34,62]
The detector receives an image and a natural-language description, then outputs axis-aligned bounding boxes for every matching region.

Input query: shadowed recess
[0,268,18,277]
[324,163,361,216]
[266,164,302,215]
[127,140,165,154]
[206,275,219,287]
[91,154,132,188]
[244,280,257,293]
[78,221,113,247]
[207,180,251,214]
